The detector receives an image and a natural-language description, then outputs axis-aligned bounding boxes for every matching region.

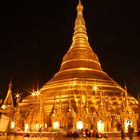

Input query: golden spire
[77,0,83,15]
[60,0,101,71]
[1,80,14,109]
[50,96,57,116]
[100,92,104,107]
[9,80,12,90]
[124,84,129,107]
[70,0,90,50]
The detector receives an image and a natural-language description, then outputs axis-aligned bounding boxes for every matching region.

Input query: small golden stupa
[0,81,14,132]
[19,0,139,132]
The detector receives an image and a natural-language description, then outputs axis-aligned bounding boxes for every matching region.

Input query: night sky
[0,0,139,100]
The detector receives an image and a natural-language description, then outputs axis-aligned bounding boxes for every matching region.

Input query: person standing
[121,127,125,139]
[128,125,134,140]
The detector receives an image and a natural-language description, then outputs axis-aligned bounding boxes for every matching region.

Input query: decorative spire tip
[77,0,83,15]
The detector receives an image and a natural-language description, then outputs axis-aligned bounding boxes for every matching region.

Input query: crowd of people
[66,125,136,139]
[66,128,108,138]
[121,125,134,140]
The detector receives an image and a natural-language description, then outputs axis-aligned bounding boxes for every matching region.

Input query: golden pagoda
[1,81,14,111]
[19,0,139,133]
[0,81,14,132]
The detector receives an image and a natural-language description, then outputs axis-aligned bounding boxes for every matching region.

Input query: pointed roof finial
[9,81,12,90]
[124,83,127,92]
[124,83,129,107]
[100,92,104,107]
[9,76,12,90]
[77,0,83,15]
[1,80,14,109]
[74,0,85,26]
[69,0,91,51]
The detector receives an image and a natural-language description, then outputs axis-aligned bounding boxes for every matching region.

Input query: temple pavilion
[9,0,139,133]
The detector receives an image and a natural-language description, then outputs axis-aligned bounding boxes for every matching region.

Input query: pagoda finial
[1,80,14,109]
[9,81,12,90]
[74,0,85,27]
[77,0,83,15]
[124,84,129,107]
[9,76,12,90]
[69,0,90,50]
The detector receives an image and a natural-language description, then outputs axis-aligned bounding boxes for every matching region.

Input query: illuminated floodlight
[16,94,20,98]
[31,90,40,97]
[76,120,84,130]
[53,121,60,130]
[36,91,40,96]
[93,86,98,91]
[32,92,36,96]
[1,105,6,109]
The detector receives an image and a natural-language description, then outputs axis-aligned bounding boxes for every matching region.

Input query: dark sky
[0,0,139,100]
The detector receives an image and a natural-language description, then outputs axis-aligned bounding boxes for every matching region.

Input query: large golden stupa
[19,0,139,132]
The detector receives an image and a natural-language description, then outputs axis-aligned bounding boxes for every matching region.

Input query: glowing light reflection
[11,120,15,129]
[53,121,60,130]
[25,123,29,132]
[76,120,84,130]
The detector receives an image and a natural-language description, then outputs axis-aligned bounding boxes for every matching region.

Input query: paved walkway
[0,136,140,140]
